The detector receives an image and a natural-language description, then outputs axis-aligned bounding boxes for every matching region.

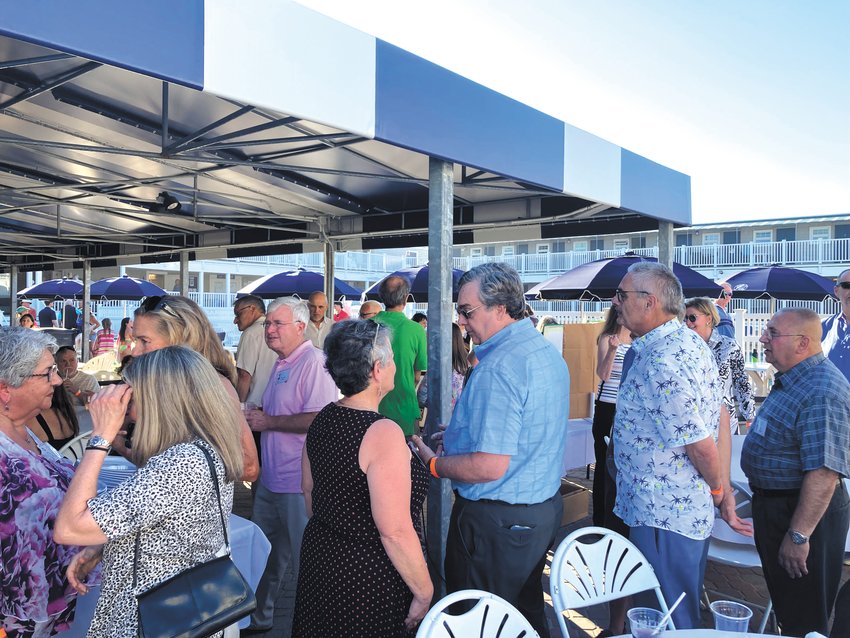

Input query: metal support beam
[179,253,189,297]
[0,61,101,111]
[323,240,335,315]
[658,221,674,269]
[425,157,454,599]
[161,82,169,155]
[81,261,91,361]
[9,265,18,326]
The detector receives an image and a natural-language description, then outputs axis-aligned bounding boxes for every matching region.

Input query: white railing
[230,251,408,276]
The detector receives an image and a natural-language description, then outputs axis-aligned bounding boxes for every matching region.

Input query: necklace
[337,398,377,412]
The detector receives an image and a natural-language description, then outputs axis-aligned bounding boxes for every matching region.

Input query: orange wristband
[429,456,440,479]
[710,486,723,496]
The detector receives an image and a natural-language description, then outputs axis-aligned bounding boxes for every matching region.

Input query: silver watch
[788,529,809,545]
[86,434,111,451]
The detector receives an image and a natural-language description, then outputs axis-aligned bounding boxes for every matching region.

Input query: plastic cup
[627,607,665,638]
[710,600,752,632]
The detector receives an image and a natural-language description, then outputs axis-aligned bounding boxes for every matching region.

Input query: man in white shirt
[55,346,99,405]
[304,291,331,348]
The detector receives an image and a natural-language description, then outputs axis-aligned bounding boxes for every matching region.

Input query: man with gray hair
[233,295,277,406]
[412,263,569,637]
[822,267,850,382]
[743,307,850,636]
[714,281,736,339]
[243,296,339,634]
[374,276,426,436]
[611,262,726,628]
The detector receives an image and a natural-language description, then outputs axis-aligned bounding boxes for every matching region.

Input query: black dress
[293,403,429,638]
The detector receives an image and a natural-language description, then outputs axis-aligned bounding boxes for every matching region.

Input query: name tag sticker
[750,414,767,436]
[276,369,290,384]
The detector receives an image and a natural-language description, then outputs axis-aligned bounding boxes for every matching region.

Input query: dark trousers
[591,400,616,526]
[445,492,562,638]
[752,481,850,636]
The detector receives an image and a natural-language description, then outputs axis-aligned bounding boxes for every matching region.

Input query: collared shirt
[443,318,570,504]
[613,319,721,540]
[708,330,755,423]
[260,340,339,493]
[715,305,735,340]
[305,318,332,349]
[822,312,850,383]
[65,369,100,398]
[373,310,427,435]
[235,315,278,407]
[741,353,850,490]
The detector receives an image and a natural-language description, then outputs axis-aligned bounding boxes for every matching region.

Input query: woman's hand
[66,545,104,594]
[88,384,132,443]
[404,593,432,631]
[608,334,621,348]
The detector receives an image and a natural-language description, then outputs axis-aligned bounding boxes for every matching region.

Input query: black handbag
[133,443,257,638]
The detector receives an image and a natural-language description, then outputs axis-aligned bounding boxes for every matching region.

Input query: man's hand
[778,534,809,579]
[718,491,753,537]
[409,435,438,463]
[244,407,267,432]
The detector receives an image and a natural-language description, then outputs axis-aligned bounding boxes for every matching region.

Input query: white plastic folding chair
[57,432,90,463]
[416,589,540,638]
[549,526,675,638]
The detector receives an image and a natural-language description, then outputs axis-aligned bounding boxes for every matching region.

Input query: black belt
[750,486,801,498]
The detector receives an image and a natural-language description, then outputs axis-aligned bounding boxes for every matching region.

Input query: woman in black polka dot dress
[293,320,432,637]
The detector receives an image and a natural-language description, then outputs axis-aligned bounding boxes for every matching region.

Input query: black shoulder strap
[35,413,55,442]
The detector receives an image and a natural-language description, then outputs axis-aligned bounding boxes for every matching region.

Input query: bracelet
[710,486,723,496]
[85,445,110,453]
[429,456,440,479]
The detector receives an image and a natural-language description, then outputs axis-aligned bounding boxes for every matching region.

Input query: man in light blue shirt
[714,281,736,339]
[822,268,850,383]
[412,263,569,638]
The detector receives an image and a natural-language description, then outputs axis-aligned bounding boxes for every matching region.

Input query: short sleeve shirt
[741,354,850,489]
[373,311,428,435]
[305,318,332,349]
[613,319,722,540]
[235,316,278,407]
[260,340,339,493]
[443,319,570,504]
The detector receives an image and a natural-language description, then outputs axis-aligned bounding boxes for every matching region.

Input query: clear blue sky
[297,0,850,224]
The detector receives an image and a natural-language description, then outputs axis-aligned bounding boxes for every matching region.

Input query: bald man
[358,300,381,320]
[741,308,850,636]
[305,291,331,348]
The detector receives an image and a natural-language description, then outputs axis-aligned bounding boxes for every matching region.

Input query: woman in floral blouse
[0,329,80,638]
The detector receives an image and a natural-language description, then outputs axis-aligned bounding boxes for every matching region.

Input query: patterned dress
[707,330,755,427]
[0,430,79,638]
[86,440,232,638]
[293,403,429,638]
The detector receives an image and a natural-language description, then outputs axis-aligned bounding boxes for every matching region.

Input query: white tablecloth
[60,514,270,636]
[562,417,594,473]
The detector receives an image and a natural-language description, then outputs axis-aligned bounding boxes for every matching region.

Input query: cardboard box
[560,479,590,526]
[562,323,603,419]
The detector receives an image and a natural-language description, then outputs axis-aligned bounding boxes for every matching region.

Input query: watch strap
[86,435,111,452]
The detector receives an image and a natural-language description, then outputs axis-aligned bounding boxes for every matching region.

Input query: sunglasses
[837,282,850,290]
[456,304,483,320]
[140,295,179,319]
[684,314,702,323]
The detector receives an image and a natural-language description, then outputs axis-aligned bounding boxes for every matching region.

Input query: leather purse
[133,443,256,638]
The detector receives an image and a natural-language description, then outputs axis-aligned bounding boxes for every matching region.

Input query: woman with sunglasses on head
[292,320,432,637]
[125,295,259,481]
[55,346,244,637]
[683,297,755,433]
[0,328,81,637]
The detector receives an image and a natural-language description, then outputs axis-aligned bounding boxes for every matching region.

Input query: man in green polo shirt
[373,276,427,436]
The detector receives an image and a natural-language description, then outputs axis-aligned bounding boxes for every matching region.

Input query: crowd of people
[1,262,848,637]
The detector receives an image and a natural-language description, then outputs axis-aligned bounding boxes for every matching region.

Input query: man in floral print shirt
[612,262,725,629]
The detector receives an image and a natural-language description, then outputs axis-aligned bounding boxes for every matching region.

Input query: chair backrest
[57,432,91,463]
[549,526,674,637]
[417,589,540,638]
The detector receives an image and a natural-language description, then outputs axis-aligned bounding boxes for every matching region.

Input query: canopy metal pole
[425,157,454,599]
[323,219,335,317]
[82,261,91,361]
[658,221,674,269]
[9,265,18,326]
[179,253,189,297]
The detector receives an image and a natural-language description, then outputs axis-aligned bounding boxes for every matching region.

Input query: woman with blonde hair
[683,297,754,431]
[127,295,259,481]
[55,346,244,637]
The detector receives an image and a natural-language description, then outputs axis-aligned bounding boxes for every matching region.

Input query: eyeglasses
[761,328,805,341]
[359,311,377,319]
[720,290,732,299]
[837,282,850,290]
[372,323,381,355]
[140,295,179,319]
[684,314,704,323]
[614,289,650,302]
[29,364,59,383]
[266,320,299,329]
[456,304,484,320]
[233,306,252,318]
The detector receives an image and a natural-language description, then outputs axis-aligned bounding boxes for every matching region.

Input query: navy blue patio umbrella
[236,268,361,300]
[363,264,467,303]
[17,277,84,299]
[526,253,722,300]
[724,265,836,301]
[90,275,167,300]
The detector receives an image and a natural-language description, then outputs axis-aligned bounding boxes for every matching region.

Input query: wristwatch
[86,435,111,453]
[787,529,809,545]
